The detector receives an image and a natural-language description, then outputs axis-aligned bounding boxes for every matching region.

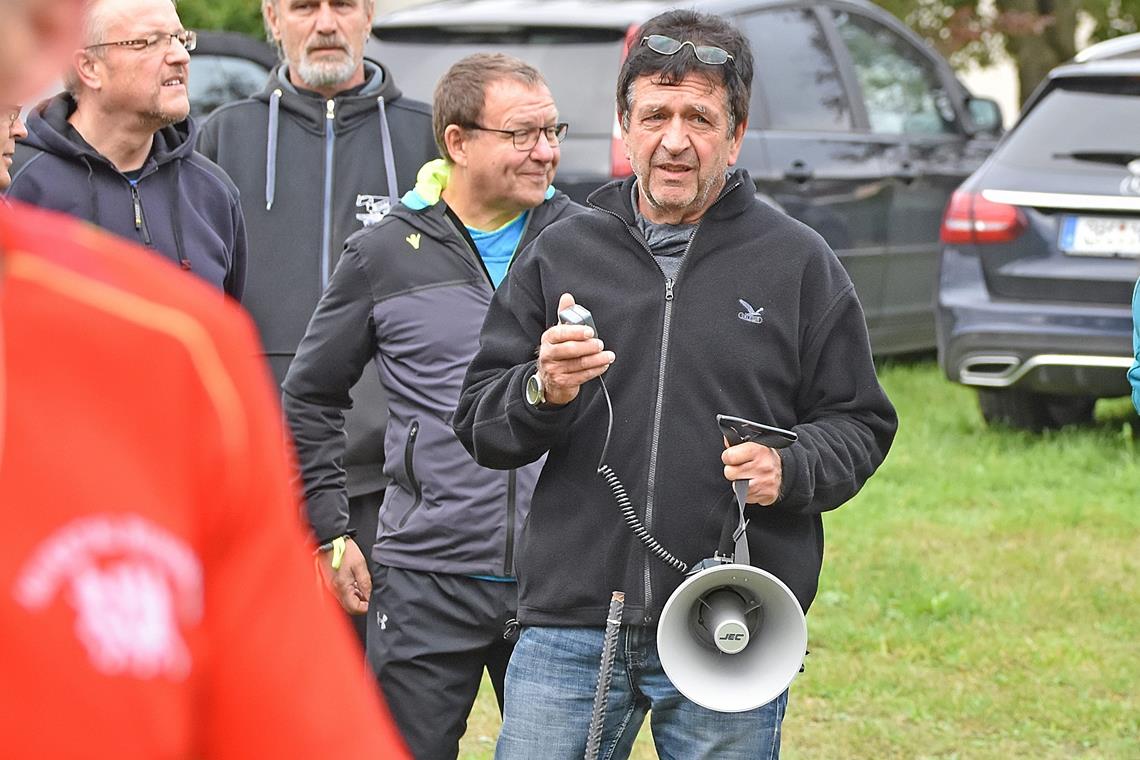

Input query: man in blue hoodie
[197,2,436,646]
[282,53,582,759]
[6,0,245,298]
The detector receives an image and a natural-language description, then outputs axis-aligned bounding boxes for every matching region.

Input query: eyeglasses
[4,107,21,127]
[465,122,569,152]
[641,34,734,65]
[86,30,198,54]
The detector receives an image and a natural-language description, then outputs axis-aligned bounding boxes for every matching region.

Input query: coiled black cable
[595,376,688,575]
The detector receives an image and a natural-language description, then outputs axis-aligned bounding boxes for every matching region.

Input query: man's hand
[722,441,782,506]
[316,537,371,615]
[535,293,615,406]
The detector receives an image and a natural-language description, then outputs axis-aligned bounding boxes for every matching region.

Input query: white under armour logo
[377,612,388,631]
[737,298,765,324]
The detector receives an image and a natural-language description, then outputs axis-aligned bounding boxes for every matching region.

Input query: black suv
[936,54,1140,430]
[369,0,1002,355]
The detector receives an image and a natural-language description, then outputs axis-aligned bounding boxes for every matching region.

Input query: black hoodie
[7,93,246,298]
[455,170,898,627]
[198,60,436,498]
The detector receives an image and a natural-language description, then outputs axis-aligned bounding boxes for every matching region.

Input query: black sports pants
[366,566,518,760]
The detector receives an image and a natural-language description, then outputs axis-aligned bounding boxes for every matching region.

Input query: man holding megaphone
[455,9,897,758]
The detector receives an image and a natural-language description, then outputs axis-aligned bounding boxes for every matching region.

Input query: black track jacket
[282,189,581,569]
[454,170,898,627]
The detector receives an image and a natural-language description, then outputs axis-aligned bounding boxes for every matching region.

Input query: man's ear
[71,49,103,92]
[263,1,281,46]
[727,117,747,165]
[442,124,468,167]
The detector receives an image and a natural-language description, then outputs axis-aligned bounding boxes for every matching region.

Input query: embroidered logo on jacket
[405,234,422,251]
[13,515,203,680]
[737,298,765,324]
[355,194,391,226]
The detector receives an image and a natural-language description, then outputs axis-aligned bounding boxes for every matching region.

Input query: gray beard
[296,56,359,90]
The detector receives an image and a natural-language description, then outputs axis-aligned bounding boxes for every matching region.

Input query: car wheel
[977,389,1096,431]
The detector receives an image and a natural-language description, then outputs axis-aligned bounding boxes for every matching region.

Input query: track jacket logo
[355,194,392,227]
[737,298,765,324]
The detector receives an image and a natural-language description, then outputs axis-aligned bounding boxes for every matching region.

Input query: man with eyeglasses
[281,52,582,759]
[5,0,245,298]
[455,10,896,758]
[196,1,436,649]
[1,106,28,193]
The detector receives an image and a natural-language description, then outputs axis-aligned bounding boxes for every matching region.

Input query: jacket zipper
[594,185,743,619]
[504,470,517,576]
[320,99,336,287]
[444,215,496,288]
[504,211,535,273]
[130,182,152,246]
[441,212,526,575]
[397,421,423,529]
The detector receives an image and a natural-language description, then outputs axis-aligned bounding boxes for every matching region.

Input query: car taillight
[610,23,641,179]
[940,190,1026,245]
[610,112,632,178]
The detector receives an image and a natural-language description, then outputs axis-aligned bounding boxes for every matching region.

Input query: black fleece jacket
[454,170,898,627]
[8,94,245,298]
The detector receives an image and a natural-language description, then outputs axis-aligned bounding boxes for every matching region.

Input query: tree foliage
[177,0,266,39]
[877,0,1140,103]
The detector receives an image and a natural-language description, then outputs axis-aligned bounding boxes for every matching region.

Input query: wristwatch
[525,372,546,407]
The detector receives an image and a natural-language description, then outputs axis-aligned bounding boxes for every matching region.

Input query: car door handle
[783,160,814,183]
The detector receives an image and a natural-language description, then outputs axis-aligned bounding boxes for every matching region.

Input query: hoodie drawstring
[169,160,190,272]
[265,88,282,211]
[376,96,399,206]
[81,156,102,229]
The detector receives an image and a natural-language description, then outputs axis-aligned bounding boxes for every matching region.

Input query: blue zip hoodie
[7,93,246,299]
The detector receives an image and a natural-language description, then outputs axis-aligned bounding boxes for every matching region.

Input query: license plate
[1059,215,1140,257]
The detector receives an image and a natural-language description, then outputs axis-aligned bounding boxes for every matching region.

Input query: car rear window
[371,27,628,135]
[1000,78,1140,169]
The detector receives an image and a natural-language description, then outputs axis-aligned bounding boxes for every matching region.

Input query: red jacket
[0,202,410,758]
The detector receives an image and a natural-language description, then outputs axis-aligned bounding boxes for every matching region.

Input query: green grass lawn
[459,358,1140,759]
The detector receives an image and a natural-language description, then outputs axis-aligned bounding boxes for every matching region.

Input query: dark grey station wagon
[369,0,1003,356]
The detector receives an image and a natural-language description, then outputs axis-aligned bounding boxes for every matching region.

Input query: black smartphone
[716,414,797,449]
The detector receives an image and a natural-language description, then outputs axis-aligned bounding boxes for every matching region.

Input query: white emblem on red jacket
[13,515,203,680]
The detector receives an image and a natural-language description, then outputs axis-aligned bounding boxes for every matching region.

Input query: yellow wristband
[330,536,347,571]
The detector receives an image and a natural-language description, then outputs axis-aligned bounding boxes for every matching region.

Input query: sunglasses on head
[641,34,734,65]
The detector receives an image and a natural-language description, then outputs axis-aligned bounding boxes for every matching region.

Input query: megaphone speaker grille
[657,563,807,713]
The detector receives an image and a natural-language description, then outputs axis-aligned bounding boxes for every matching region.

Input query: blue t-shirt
[468,212,528,288]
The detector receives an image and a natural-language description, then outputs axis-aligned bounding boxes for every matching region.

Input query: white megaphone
[657,558,808,713]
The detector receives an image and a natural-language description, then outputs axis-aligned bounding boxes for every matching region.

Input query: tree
[877,0,1140,104]
[178,0,265,39]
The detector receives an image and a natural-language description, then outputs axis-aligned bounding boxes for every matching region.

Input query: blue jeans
[495,625,788,760]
